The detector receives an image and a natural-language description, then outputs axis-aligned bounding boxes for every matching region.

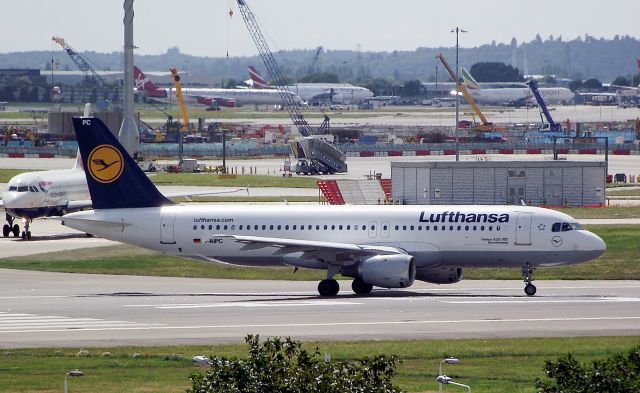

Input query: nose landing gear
[522,263,536,296]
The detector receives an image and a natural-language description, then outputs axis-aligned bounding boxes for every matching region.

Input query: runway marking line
[124,300,362,309]
[0,316,639,334]
[0,312,162,332]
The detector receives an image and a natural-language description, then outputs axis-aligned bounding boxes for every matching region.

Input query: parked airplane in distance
[62,116,606,296]
[134,66,298,108]
[461,68,575,106]
[247,66,374,105]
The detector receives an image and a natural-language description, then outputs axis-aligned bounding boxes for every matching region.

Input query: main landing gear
[3,213,20,238]
[317,267,374,296]
[522,263,536,296]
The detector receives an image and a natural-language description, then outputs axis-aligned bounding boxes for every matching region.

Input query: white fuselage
[62,204,604,270]
[469,87,575,105]
[284,84,374,104]
[169,87,298,106]
[3,168,89,220]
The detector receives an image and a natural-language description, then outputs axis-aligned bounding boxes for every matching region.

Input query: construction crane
[436,53,505,132]
[526,79,563,132]
[308,46,323,74]
[51,36,106,86]
[235,0,346,174]
[170,67,189,167]
[170,67,189,132]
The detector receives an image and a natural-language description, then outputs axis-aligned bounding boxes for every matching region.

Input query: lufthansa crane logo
[87,144,124,184]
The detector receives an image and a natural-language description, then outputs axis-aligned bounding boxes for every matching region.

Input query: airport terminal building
[390,161,606,207]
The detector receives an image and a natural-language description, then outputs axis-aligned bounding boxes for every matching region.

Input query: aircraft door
[160,213,176,244]
[515,213,532,245]
[368,221,378,238]
[381,221,390,238]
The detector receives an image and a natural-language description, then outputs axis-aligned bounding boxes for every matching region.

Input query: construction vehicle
[436,54,505,133]
[236,0,346,174]
[526,79,563,132]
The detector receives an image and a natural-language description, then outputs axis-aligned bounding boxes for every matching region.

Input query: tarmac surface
[0,269,638,348]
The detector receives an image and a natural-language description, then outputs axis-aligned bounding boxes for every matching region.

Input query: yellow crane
[435,54,505,132]
[170,67,189,132]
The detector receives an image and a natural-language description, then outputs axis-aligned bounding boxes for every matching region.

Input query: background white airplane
[62,116,606,296]
[461,68,575,105]
[247,66,374,105]
[134,66,298,107]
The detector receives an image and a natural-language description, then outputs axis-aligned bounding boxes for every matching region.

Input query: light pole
[438,357,460,393]
[64,369,83,393]
[437,375,471,392]
[451,27,467,162]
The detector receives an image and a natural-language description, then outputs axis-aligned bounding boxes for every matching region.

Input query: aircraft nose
[583,231,606,259]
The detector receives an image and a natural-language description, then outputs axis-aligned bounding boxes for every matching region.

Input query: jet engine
[415,266,463,284]
[343,255,415,288]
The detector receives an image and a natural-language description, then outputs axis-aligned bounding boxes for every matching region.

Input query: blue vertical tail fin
[72,116,173,209]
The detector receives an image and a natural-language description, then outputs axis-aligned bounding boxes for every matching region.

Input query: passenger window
[346,225,351,230]
[426,225,430,230]
[308,225,312,230]
[316,225,320,230]
[383,225,387,231]
[473,226,477,231]
[331,225,335,230]
[224,225,228,230]
[254,225,258,230]
[300,225,304,231]
[277,225,281,230]
[293,225,297,230]
[200,225,205,230]
[208,225,212,230]
[355,225,359,230]
[418,226,422,230]
[231,225,235,230]
[441,226,446,231]
[465,225,469,231]
[395,225,399,230]
[285,225,289,230]
[434,226,438,231]
[488,226,492,231]
[192,225,197,230]
[410,225,414,230]
[239,225,243,230]
[269,225,274,230]
[552,223,561,232]
[480,226,485,231]
[324,225,328,230]
[363,226,367,231]
[403,225,407,231]
[457,226,461,231]
[449,226,453,231]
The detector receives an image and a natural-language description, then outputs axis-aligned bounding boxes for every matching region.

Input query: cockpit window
[8,186,17,191]
[552,222,583,232]
[17,186,28,192]
[28,186,39,192]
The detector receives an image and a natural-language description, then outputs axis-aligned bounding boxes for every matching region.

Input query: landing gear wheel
[522,263,536,296]
[351,278,373,295]
[12,224,19,237]
[524,283,537,296]
[2,224,9,237]
[21,231,26,240]
[318,279,340,296]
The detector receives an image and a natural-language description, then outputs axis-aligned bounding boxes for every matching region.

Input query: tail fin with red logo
[133,66,167,98]
[248,66,273,89]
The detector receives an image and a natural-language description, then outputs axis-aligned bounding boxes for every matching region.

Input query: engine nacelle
[344,255,415,288]
[415,266,464,284]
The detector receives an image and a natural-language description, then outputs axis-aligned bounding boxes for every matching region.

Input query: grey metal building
[391,161,605,207]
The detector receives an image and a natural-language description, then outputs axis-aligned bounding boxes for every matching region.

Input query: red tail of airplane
[248,66,273,89]
[133,66,167,98]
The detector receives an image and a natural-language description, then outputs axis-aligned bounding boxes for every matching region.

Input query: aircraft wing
[214,234,407,262]
[164,187,249,200]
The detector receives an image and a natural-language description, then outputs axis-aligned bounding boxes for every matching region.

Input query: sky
[2,0,638,57]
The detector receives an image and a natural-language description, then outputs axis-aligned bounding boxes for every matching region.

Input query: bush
[536,346,640,393]
[187,335,403,393]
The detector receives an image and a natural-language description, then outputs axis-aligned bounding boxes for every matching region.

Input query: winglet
[72,116,174,209]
